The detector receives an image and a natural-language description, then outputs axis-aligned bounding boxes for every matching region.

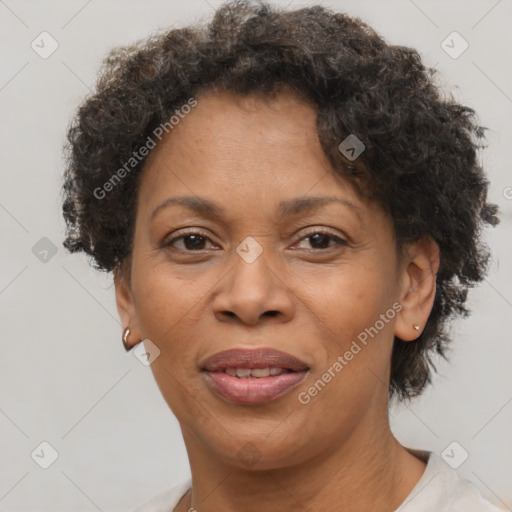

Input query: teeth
[224,367,287,378]
[251,368,270,378]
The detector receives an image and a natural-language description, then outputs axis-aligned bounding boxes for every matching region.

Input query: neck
[178,404,426,512]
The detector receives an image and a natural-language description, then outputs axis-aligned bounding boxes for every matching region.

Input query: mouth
[200,347,310,404]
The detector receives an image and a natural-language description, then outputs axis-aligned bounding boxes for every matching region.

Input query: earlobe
[394,236,440,342]
[114,267,141,350]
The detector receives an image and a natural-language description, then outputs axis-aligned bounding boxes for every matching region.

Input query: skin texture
[115,90,440,512]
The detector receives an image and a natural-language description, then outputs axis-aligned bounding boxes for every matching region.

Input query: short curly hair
[62,0,499,402]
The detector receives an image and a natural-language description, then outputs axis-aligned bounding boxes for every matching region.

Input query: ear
[394,235,440,342]
[114,266,142,349]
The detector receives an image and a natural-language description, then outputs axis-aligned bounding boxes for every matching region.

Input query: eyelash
[162,227,347,252]
[294,228,348,250]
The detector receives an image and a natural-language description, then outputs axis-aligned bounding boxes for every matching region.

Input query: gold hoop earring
[122,327,132,352]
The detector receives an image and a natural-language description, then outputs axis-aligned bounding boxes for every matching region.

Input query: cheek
[130,265,210,414]
[293,263,397,398]
[130,260,208,361]
[297,261,394,340]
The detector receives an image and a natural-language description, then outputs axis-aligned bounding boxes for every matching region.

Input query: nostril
[219,310,280,321]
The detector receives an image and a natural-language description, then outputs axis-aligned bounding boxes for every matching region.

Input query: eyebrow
[150,195,361,221]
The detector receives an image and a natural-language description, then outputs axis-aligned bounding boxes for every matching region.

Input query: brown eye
[176,234,209,250]
[162,230,217,251]
[295,229,347,250]
[308,233,334,249]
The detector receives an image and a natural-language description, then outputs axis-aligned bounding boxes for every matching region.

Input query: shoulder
[396,449,507,512]
[131,478,191,512]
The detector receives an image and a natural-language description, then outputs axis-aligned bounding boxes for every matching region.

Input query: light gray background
[0,0,511,510]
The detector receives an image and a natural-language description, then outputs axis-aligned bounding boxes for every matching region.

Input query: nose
[212,249,295,326]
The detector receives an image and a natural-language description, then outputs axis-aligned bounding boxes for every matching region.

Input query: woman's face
[116,90,421,469]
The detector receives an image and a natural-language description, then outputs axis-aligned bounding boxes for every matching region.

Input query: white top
[132,450,506,512]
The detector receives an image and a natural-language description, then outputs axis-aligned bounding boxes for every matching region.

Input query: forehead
[144,89,325,171]
[183,88,319,135]
[137,89,372,220]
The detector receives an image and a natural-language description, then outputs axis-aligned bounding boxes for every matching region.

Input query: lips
[200,347,310,404]
[201,347,309,372]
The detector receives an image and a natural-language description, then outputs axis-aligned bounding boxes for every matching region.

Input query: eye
[162,229,218,251]
[294,228,347,250]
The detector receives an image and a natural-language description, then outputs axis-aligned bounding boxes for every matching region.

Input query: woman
[61,1,504,510]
